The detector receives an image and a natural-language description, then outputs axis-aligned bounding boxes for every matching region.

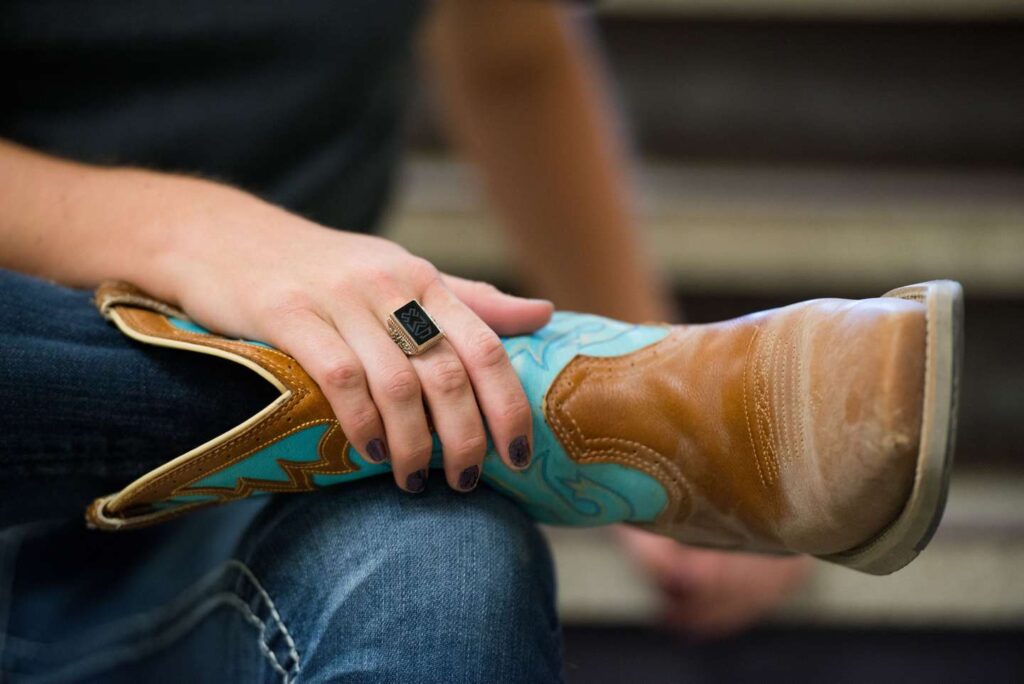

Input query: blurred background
[385,1,1024,681]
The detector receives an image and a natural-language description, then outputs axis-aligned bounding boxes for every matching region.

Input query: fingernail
[366,438,388,464]
[406,469,428,493]
[458,465,480,491]
[509,436,531,468]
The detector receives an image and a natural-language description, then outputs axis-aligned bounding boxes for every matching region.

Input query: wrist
[103,169,279,306]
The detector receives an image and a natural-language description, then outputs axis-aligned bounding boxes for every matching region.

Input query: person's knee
[236,480,563,682]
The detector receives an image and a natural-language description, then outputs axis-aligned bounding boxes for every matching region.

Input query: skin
[616,528,812,638]
[0,0,808,636]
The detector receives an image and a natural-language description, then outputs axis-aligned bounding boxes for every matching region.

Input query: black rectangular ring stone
[394,300,441,346]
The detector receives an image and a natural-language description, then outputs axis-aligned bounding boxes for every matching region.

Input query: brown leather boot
[88,281,961,576]
[547,280,962,574]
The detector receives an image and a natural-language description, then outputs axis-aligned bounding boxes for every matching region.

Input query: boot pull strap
[87,281,351,530]
[95,280,188,320]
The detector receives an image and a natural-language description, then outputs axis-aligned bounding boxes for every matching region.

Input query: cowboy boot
[87,280,962,575]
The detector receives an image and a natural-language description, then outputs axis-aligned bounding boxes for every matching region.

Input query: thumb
[442,274,553,336]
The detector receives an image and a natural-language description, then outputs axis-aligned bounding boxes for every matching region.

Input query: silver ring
[387,300,445,356]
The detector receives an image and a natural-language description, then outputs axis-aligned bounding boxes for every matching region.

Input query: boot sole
[818,280,963,575]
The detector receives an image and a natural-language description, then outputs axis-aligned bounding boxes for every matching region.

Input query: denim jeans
[0,269,563,683]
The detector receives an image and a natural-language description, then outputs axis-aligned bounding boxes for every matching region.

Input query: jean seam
[3,559,301,683]
[230,560,302,682]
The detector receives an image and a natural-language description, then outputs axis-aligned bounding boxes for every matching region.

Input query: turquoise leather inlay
[169,312,671,526]
[168,317,209,337]
[483,313,670,525]
[191,424,332,489]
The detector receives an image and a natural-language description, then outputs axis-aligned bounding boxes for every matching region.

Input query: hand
[144,177,553,493]
[616,526,812,639]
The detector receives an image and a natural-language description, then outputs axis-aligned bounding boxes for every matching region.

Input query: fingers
[334,307,434,493]
[408,338,487,492]
[260,308,388,465]
[442,275,553,336]
[423,279,534,472]
[338,298,488,493]
[257,266,538,495]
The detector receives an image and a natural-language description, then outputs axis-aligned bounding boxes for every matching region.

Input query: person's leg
[0,268,277,526]
[236,480,563,684]
[1,501,274,683]
[1,481,562,683]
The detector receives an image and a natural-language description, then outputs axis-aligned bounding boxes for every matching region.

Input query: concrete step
[545,471,1024,626]
[385,157,1024,296]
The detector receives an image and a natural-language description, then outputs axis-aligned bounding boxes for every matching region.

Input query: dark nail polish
[366,438,388,464]
[406,469,428,493]
[509,435,531,468]
[458,465,480,491]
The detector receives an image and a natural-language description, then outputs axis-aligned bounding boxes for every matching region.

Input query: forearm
[0,139,282,304]
[424,1,673,323]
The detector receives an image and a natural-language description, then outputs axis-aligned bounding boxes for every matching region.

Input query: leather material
[88,282,354,528]
[550,297,926,556]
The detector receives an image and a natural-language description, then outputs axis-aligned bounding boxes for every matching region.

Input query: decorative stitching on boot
[742,327,769,488]
[544,333,693,527]
[101,307,355,522]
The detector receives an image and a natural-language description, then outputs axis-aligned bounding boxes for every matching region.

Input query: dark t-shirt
[2,0,427,231]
